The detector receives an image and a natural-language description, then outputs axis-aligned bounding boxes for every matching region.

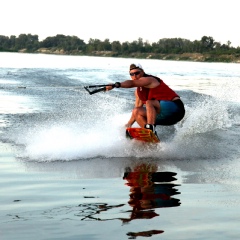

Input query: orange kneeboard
[126,128,160,143]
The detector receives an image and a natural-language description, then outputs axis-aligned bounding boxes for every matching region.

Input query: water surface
[0,53,240,239]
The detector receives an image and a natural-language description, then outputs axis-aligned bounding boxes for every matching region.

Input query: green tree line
[0,33,240,55]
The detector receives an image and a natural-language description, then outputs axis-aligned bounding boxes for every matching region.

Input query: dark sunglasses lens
[130,71,140,76]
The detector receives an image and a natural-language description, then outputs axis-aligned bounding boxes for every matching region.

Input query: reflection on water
[58,163,180,238]
[123,163,180,238]
[75,203,125,221]
[4,161,181,239]
[0,91,39,114]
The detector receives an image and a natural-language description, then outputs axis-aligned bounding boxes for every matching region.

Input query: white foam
[20,90,236,162]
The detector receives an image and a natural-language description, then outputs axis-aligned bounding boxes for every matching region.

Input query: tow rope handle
[84,84,115,95]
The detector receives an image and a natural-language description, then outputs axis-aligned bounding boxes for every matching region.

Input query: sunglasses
[130,71,141,76]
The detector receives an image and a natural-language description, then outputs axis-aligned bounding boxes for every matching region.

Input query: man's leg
[132,100,160,129]
[132,107,147,128]
[145,100,160,125]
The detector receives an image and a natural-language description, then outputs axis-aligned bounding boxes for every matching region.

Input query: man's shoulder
[139,76,155,85]
[141,75,159,83]
[141,75,156,80]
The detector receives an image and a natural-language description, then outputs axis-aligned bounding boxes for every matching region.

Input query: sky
[1,0,239,47]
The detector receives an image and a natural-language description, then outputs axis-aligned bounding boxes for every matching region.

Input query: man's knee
[132,107,144,116]
[132,107,139,116]
[146,99,159,107]
[146,100,160,112]
[145,100,154,106]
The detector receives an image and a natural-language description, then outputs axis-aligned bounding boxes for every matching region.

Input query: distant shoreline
[17,48,240,63]
[1,49,240,63]
[1,34,240,63]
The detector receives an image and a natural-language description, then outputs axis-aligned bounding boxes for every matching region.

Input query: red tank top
[137,74,179,102]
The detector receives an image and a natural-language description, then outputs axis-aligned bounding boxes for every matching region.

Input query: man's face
[129,69,143,80]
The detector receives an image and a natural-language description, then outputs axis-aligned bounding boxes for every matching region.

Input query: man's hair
[129,63,143,71]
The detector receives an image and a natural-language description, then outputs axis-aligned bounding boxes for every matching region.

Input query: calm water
[0,52,240,239]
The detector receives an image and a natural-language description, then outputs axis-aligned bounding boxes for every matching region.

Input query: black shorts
[155,99,185,125]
